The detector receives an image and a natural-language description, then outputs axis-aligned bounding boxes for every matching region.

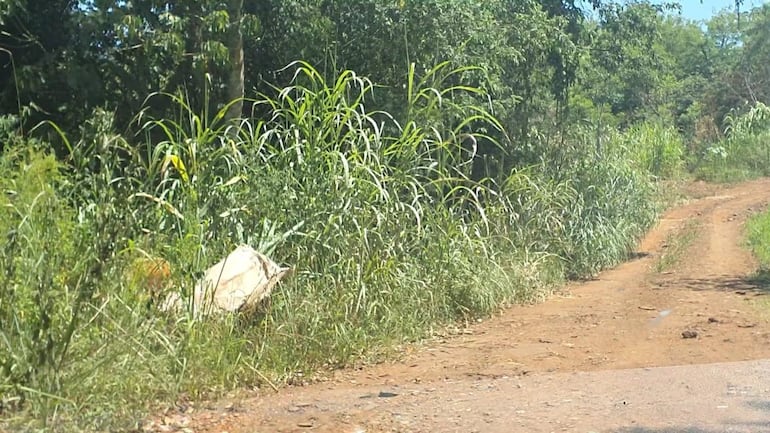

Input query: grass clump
[746,206,770,277]
[504,126,660,279]
[656,220,701,272]
[693,102,770,183]
[0,147,79,418]
[621,122,685,179]
[0,62,660,432]
[745,205,770,296]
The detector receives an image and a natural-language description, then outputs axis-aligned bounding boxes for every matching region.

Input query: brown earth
[145,178,770,433]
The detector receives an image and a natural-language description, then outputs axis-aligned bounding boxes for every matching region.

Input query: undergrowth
[746,206,770,287]
[694,102,770,182]
[656,220,701,272]
[1,62,660,432]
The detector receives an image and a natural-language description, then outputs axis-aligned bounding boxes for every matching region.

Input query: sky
[670,0,770,22]
[578,0,770,22]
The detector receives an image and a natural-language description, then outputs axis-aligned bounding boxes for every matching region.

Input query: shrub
[0,62,659,431]
[694,102,770,182]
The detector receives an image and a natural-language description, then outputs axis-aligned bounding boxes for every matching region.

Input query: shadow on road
[654,274,770,294]
[613,423,770,433]
[749,269,770,292]
[746,399,770,411]
[613,429,721,433]
[610,400,770,433]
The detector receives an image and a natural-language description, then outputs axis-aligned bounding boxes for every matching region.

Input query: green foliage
[0,147,78,419]
[745,204,770,290]
[579,1,678,125]
[1,0,768,162]
[0,64,502,429]
[539,128,658,277]
[620,122,685,178]
[694,102,770,181]
[656,220,700,272]
[746,205,770,271]
[0,61,665,431]
[6,0,770,429]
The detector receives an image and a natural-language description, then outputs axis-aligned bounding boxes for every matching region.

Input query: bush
[0,147,78,418]
[0,62,659,431]
[746,205,770,270]
[694,102,770,182]
[500,128,658,279]
[620,122,685,179]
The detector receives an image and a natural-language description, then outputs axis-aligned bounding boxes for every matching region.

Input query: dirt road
[152,179,770,433]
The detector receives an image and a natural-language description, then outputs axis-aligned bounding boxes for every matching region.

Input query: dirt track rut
[148,179,770,433]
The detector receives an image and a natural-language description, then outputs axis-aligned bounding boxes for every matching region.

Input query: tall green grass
[506,125,659,278]
[620,122,685,179]
[746,206,770,272]
[1,62,660,432]
[694,102,770,182]
[745,205,770,293]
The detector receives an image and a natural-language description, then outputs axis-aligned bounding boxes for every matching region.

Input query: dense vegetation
[748,209,770,273]
[1,1,769,431]
[747,191,770,285]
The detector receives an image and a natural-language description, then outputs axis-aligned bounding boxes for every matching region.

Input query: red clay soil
[143,178,770,433]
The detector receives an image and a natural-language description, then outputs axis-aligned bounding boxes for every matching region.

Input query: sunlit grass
[655,220,701,273]
[1,62,662,432]
[746,206,770,274]
[693,102,770,183]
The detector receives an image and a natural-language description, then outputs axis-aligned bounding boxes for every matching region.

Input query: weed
[656,220,701,272]
[746,205,770,280]
[693,102,770,182]
[0,62,661,432]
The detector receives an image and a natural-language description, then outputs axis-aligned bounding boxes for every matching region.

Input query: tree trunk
[225,0,244,122]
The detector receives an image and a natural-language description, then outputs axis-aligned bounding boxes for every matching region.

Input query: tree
[697,4,770,130]
[658,16,716,137]
[0,0,96,131]
[577,1,678,125]
[739,4,770,104]
[225,0,245,121]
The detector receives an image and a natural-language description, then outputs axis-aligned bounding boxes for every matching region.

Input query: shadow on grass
[748,268,770,291]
